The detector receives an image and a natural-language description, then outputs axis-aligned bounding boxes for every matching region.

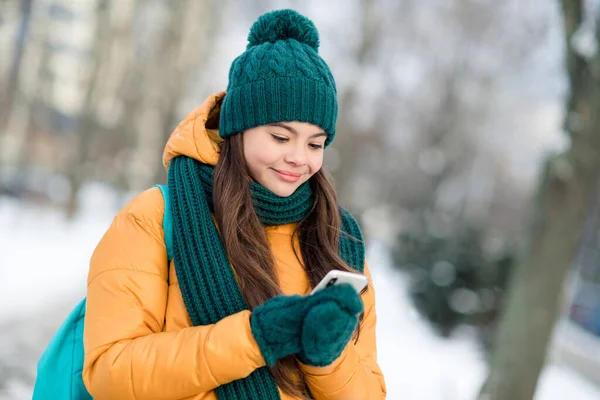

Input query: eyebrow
[268,122,328,139]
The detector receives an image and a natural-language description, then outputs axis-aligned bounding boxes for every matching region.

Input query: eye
[309,143,324,150]
[271,134,288,143]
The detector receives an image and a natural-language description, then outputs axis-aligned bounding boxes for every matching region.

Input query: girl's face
[243,121,327,197]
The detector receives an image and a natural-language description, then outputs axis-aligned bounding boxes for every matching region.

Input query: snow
[1,186,599,399]
[369,242,487,399]
[369,242,600,399]
[0,184,118,320]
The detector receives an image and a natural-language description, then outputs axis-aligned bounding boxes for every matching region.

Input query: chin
[267,182,298,197]
[258,175,300,197]
[254,170,307,197]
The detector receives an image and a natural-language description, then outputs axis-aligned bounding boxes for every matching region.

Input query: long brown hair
[213,133,362,398]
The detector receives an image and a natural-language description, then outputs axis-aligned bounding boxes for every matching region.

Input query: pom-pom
[247,9,319,51]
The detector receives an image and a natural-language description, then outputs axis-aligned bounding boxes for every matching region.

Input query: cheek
[245,140,279,169]
[307,153,324,175]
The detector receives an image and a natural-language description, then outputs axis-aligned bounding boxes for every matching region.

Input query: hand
[250,294,307,366]
[298,284,364,367]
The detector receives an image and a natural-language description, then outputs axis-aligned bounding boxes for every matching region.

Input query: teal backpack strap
[154,184,173,263]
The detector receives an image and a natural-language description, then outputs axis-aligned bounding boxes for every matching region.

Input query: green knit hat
[219,9,338,147]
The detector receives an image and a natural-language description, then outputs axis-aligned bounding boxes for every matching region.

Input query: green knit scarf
[167,156,365,400]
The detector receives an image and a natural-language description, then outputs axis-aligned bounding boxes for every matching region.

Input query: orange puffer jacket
[83,91,387,400]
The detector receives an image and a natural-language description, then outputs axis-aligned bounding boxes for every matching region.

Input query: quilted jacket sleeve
[82,188,266,400]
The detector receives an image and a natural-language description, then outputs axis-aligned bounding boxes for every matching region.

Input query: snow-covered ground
[1,185,599,399]
[369,243,600,399]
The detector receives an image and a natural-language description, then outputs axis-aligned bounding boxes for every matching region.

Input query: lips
[272,169,302,183]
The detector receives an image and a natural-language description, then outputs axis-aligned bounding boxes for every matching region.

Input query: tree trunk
[64,0,111,218]
[478,1,600,398]
[0,0,48,180]
[0,0,33,129]
[125,0,223,190]
[151,0,225,186]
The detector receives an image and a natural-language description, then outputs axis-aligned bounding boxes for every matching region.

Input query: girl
[83,9,386,400]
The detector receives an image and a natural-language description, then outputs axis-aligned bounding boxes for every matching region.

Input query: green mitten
[250,294,308,366]
[298,284,364,367]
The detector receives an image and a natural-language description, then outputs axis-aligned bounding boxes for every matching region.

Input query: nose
[284,143,308,166]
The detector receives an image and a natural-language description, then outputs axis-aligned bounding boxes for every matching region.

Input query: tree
[388,0,546,346]
[0,0,33,129]
[478,1,600,398]
[0,0,50,182]
[394,217,515,340]
[64,0,111,218]
[62,0,224,214]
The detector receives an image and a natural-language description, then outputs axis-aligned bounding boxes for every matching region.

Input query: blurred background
[1,0,600,399]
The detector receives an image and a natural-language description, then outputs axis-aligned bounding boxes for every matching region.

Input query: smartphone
[310,270,369,295]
